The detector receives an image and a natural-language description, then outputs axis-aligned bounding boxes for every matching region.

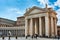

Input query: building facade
[0,18,25,37]
[0,6,59,38]
[0,18,15,27]
[16,16,25,26]
[24,6,57,37]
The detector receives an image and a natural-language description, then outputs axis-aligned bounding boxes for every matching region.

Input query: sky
[0,0,60,25]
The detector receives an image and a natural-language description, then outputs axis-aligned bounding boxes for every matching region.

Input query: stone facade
[0,6,59,38]
[16,16,25,26]
[24,6,57,38]
[0,18,15,27]
[0,18,25,37]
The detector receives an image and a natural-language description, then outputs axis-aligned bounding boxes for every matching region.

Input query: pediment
[24,6,46,16]
[29,9,43,14]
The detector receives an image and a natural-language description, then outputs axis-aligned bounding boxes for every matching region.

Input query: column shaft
[55,18,57,36]
[35,19,38,34]
[45,16,49,37]
[39,17,42,36]
[25,19,28,36]
[30,18,33,36]
[51,17,54,37]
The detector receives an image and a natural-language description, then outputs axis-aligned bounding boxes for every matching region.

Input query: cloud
[37,0,49,7]
[0,7,23,20]
[37,0,49,5]
[7,8,21,14]
[37,0,55,8]
[54,0,60,7]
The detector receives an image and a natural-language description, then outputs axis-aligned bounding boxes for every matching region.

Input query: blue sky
[0,0,60,25]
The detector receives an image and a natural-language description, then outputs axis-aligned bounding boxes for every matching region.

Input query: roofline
[0,17,15,22]
[17,16,25,19]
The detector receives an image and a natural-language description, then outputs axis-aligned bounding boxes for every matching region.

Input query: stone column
[30,18,33,36]
[45,16,49,37]
[51,17,54,37]
[39,17,42,36]
[35,19,38,34]
[25,19,28,36]
[55,18,57,36]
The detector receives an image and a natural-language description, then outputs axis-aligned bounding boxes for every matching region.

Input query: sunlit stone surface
[0,37,59,40]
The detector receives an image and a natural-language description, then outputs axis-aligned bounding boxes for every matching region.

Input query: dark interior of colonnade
[33,18,35,35]
[33,18,39,35]
[33,17,45,37]
[28,19,30,35]
[37,18,39,35]
[41,16,45,37]
[53,18,55,36]
[36,18,39,35]
[49,17,51,37]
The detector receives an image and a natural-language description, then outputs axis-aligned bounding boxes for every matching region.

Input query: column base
[27,35,30,37]
[45,36,49,38]
[25,35,31,39]
[34,34,38,38]
[25,35,34,39]
[50,35,55,38]
[45,34,49,38]
[30,35,34,38]
[55,35,58,38]
[25,36,28,39]
[38,35,42,37]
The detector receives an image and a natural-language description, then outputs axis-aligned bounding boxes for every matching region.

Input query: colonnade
[0,30,25,37]
[25,16,57,37]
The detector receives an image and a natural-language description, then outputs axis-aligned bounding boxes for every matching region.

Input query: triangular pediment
[30,9,43,14]
[24,6,46,16]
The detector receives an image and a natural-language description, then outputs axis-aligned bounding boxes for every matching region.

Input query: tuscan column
[51,17,54,37]
[25,19,28,36]
[45,16,49,37]
[35,19,38,35]
[39,17,42,36]
[55,18,57,36]
[30,18,33,36]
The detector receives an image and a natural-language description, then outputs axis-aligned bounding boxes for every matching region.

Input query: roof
[24,6,57,15]
[24,6,46,15]
[0,18,16,24]
[0,17,15,22]
[17,16,25,19]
